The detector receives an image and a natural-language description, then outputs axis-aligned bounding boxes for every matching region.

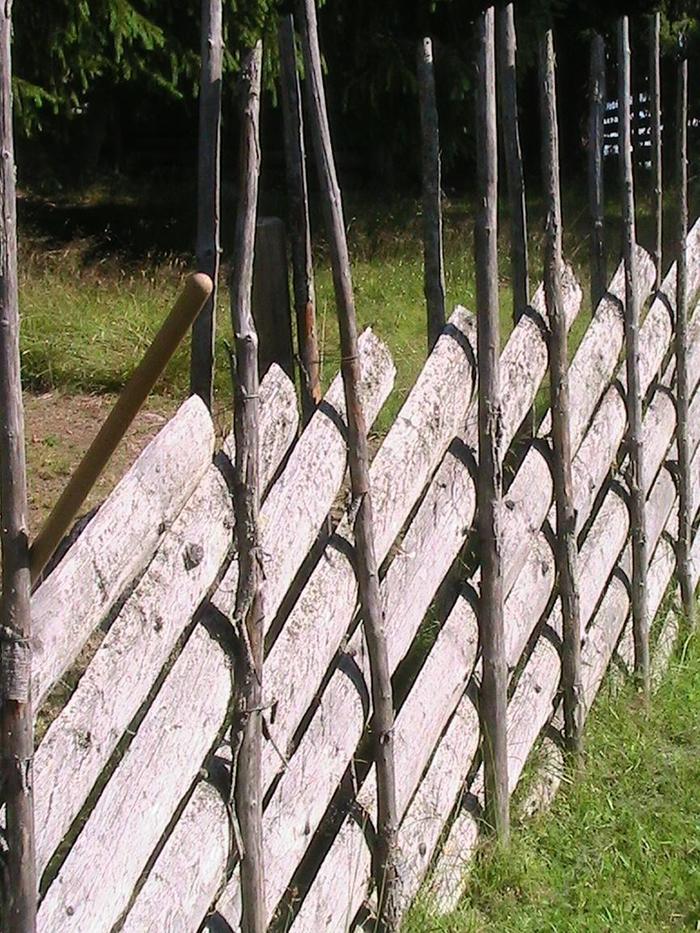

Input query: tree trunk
[417,36,446,352]
[297,0,400,926]
[539,29,584,763]
[278,14,321,423]
[475,5,509,845]
[675,49,695,624]
[618,16,650,697]
[190,0,223,409]
[229,42,266,933]
[497,1,529,321]
[0,1,38,928]
[588,33,606,311]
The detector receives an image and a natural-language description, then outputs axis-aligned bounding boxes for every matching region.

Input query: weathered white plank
[31,365,298,877]
[37,331,394,930]
[212,327,397,621]
[292,277,700,930]
[31,395,214,709]
[209,273,584,929]
[37,624,231,933]
[127,307,477,930]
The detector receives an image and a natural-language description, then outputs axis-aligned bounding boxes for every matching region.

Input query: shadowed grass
[403,624,700,933]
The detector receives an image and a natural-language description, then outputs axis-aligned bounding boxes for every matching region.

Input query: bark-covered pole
[278,14,322,422]
[229,43,266,933]
[497,1,529,321]
[417,36,447,352]
[190,0,223,409]
[0,1,38,928]
[475,5,509,844]
[674,46,695,624]
[650,13,662,290]
[297,0,400,925]
[539,29,584,762]
[618,17,650,697]
[588,32,607,311]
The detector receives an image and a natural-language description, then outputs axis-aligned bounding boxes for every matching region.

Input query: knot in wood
[183,542,204,571]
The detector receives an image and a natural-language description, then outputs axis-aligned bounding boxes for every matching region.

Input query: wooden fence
[13,216,699,930]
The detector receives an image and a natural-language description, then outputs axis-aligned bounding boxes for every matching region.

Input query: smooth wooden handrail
[30,272,213,583]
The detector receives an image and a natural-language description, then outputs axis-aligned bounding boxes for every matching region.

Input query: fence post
[0,0,38,927]
[190,0,223,410]
[278,14,322,422]
[618,16,650,697]
[252,217,295,382]
[229,43,266,933]
[417,36,446,352]
[588,32,607,311]
[475,4,509,844]
[650,13,662,290]
[674,46,695,625]
[298,0,400,925]
[497,1,529,321]
[539,28,584,763]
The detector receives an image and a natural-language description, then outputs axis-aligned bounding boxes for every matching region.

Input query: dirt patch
[24,391,180,537]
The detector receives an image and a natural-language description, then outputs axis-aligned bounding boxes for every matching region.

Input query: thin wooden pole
[29,273,212,582]
[618,16,650,697]
[278,14,322,422]
[417,36,447,352]
[674,48,695,624]
[650,13,662,290]
[229,43,265,933]
[297,0,400,924]
[589,32,607,311]
[497,1,529,320]
[190,0,223,409]
[475,5,509,844]
[539,29,584,762]
[0,0,38,927]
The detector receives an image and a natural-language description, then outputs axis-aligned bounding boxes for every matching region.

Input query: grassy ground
[404,625,700,933]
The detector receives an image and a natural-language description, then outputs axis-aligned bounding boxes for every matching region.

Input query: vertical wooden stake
[251,216,296,381]
[650,13,662,290]
[618,16,650,698]
[190,0,223,409]
[229,43,266,933]
[539,29,584,763]
[497,1,529,321]
[588,32,607,311]
[674,48,695,624]
[278,14,322,422]
[0,1,38,929]
[475,5,509,844]
[417,36,447,352]
[298,0,400,925]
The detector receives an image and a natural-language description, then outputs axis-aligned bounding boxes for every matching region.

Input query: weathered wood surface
[650,13,662,289]
[210,276,582,930]
[36,331,392,928]
[31,395,214,710]
[31,367,297,877]
[212,328,393,623]
[588,32,607,309]
[37,624,231,933]
[290,312,700,929]
[619,15,650,695]
[0,0,37,923]
[190,0,223,408]
[418,36,447,350]
[126,308,475,931]
[498,1,529,318]
[429,456,698,914]
[252,217,295,381]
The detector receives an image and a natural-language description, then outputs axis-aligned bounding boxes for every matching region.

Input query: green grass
[404,626,700,933]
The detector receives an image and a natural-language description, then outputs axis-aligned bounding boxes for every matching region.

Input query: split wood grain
[32,395,214,711]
